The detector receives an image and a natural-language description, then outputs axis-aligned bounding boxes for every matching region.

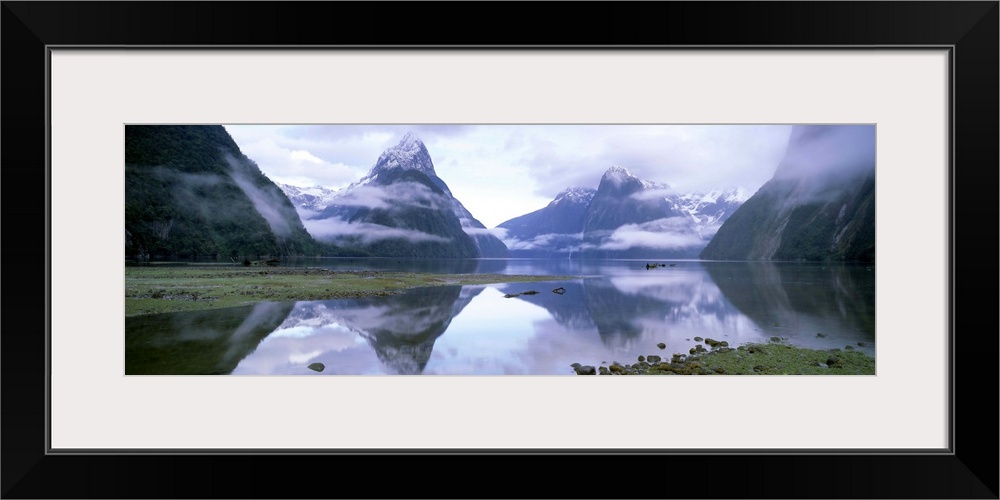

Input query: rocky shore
[571,337,875,375]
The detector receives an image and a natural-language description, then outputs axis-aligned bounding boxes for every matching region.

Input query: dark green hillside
[124,125,326,259]
[700,125,876,263]
[772,172,875,261]
[701,171,875,262]
[699,180,787,260]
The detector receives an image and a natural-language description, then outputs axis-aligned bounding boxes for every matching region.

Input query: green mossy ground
[125,265,575,317]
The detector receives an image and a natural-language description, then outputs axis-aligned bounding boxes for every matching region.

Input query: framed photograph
[4,2,996,498]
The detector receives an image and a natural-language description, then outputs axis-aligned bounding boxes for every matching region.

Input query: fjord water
[124,259,875,375]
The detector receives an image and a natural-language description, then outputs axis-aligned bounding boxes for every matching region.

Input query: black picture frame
[3,1,997,498]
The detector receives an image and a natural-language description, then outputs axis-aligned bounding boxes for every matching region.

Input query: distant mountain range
[277,184,339,213]
[281,133,509,258]
[700,125,875,262]
[270,126,874,262]
[496,166,748,258]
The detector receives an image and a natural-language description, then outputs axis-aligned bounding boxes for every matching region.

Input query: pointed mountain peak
[603,165,633,178]
[370,132,435,177]
[599,165,644,190]
[397,131,424,151]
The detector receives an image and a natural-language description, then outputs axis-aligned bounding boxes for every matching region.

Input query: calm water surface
[125,259,875,375]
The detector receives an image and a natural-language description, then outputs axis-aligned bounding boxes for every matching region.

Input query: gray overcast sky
[224,124,793,229]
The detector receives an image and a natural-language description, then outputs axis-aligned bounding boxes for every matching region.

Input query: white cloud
[459,225,504,237]
[599,217,704,250]
[333,182,451,212]
[303,217,451,245]
[225,154,292,237]
[502,232,583,251]
[289,150,325,164]
[630,187,676,202]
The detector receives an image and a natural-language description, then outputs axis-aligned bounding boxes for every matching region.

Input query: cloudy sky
[224,124,794,229]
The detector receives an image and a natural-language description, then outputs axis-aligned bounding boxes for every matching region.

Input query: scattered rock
[657,343,666,349]
[826,357,843,368]
[307,363,325,372]
[816,333,827,338]
[570,363,597,375]
[503,293,520,298]
[522,290,539,295]
[552,287,567,295]
[646,355,662,363]
[857,342,866,347]
[637,355,645,362]
[598,366,610,375]
[694,336,704,342]
[769,336,781,342]
[844,345,855,350]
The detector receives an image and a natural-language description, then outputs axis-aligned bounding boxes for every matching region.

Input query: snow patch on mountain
[277,183,340,212]
[370,132,436,176]
[601,165,634,187]
[551,187,597,206]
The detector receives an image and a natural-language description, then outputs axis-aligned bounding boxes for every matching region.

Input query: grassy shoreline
[573,339,875,375]
[125,265,577,317]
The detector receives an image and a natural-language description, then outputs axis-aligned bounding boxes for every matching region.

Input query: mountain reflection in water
[124,260,875,375]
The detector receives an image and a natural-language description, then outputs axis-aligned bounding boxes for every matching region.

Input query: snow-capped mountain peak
[601,165,634,186]
[725,186,750,203]
[301,133,510,258]
[496,168,749,258]
[397,131,422,151]
[370,133,435,177]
